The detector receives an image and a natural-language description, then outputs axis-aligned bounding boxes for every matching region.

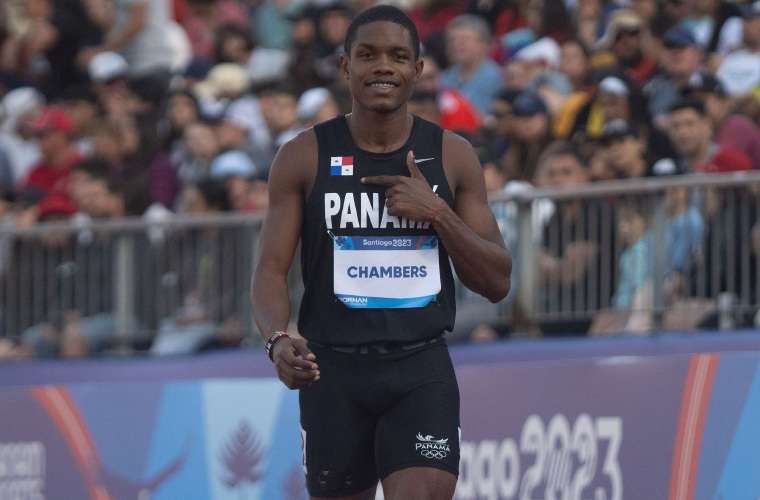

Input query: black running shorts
[299,339,460,497]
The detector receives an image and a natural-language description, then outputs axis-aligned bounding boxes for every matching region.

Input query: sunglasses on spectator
[616,28,641,41]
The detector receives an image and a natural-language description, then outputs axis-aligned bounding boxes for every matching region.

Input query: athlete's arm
[251,131,320,389]
[361,132,511,303]
[433,132,511,302]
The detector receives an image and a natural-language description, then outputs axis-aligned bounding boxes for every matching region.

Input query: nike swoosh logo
[414,157,436,164]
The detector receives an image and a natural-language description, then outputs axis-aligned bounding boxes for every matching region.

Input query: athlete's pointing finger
[406,150,427,182]
[361,175,406,186]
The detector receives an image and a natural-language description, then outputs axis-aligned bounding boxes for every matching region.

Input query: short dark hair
[669,97,706,116]
[73,157,110,182]
[537,141,584,172]
[344,5,420,59]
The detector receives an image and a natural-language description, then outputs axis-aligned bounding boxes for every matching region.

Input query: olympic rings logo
[420,449,448,460]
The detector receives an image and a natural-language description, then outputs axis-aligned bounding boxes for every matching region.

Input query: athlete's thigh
[309,484,377,500]
[300,349,379,497]
[375,344,461,481]
[382,467,456,500]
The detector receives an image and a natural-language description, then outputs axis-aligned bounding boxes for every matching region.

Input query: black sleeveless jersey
[297,115,456,345]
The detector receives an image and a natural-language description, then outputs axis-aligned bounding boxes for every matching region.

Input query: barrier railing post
[114,235,135,352]
[651,199,667,332]
[516,198,537,335]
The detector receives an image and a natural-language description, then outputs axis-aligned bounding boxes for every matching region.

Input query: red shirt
[717,115,760,171]
[23,152,83,195]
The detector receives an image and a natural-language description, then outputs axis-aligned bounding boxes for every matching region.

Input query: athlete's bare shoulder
[441,129,481,194]
[269,127,318,195]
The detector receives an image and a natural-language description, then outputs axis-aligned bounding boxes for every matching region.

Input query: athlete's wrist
[428,196,449,225]
[265,331,291,362]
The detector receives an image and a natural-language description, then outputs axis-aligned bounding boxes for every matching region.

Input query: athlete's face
[342,21,423,113]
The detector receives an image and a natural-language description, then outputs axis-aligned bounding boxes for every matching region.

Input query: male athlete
[252,6,511,500]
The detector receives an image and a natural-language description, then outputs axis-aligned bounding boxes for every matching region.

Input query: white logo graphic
[414,157,436,165]
[415,433,450,460]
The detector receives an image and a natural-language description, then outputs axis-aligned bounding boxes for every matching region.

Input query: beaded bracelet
[265,331,291,361]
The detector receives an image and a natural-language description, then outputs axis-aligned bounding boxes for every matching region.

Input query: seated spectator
[210,151,269,213]
[258,83,302,149]
[216,96,273,173]
[213,23,253,65]
[688,72,760,169]
[0,87,44,185]
[644,26,704,127]
[440,14,503,115]
[151,179,237,355]
[654,98,753,176]
[21,105,83,197]
[162,89,201,151]
[595,189,706,333]
[595,9,657,87]
[174,121,220,185]
[535,141,617,333]
[611,202,650,309]
[512,36,573,113]
[590,120,649,180]
[559,39,592,92]
[59,85,101,157]
[716,2,760,96]
[567,75,651,142]
[296,87,340,128]
[501,91,553,182]
[193,62,252,117]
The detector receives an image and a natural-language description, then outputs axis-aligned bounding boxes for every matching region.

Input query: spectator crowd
[1,0,760,358]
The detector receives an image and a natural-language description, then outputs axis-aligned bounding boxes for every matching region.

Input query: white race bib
[333,235,441,308]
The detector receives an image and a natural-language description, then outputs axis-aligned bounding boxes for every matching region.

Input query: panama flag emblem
[330,156,354,176]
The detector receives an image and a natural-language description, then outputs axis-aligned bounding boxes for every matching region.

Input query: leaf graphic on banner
[283,465,308,500]
[220,421,263,491]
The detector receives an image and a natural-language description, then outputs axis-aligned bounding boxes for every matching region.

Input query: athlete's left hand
[361,150,445,222]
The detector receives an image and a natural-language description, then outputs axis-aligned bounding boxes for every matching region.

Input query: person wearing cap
[594,119,649,179]
[688,71,760,169]
[596,9,657,86]
[512,37,573,105]
[0,87,44,186]
[209,150,268,213]
[716,1,760,96]
[644,25,704,125]
[440,15,504,114]
[217,96,273,173]
[296,87,340,128]
[21,106,83,197]
[502,91,553,182]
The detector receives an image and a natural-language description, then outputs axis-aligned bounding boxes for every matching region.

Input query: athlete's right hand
[272,337,320,389]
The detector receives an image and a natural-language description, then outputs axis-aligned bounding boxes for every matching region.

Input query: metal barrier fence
[488,171,760,335]
[0,214,269,353]
[1,172,759,353]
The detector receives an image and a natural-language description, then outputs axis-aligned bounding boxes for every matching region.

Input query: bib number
[333,235,441,308]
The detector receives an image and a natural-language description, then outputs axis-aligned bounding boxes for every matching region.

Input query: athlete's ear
[340,53,350,81]
[414,57,424,81]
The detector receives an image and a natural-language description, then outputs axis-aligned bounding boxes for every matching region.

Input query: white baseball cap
[88,51,129,82]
